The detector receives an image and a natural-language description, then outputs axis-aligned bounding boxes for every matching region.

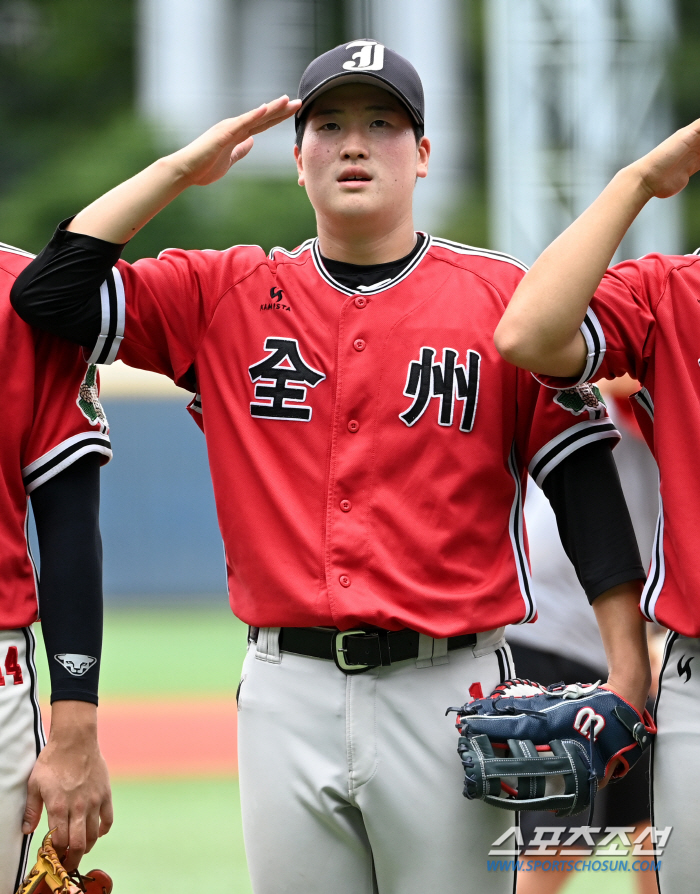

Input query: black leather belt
[250,626,477,674]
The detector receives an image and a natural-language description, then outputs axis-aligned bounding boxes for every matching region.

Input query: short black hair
[295,115,424,150]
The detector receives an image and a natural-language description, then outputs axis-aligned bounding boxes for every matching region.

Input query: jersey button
[353,338,366,352]
[339,574,351,587]
[340,499,352,512]
[354,296,367,309]
[347,419,360,433]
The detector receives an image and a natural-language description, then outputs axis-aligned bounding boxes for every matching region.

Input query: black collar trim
[311,232,432,296]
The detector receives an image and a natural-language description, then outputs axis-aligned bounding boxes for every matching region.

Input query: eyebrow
[311,104,398,117]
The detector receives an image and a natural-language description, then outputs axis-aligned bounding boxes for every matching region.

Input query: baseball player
[495,118,700,893]
[11,42,651,894]
[0,243,112,894]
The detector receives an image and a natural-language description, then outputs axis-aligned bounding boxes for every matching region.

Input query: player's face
[294,84,430,231]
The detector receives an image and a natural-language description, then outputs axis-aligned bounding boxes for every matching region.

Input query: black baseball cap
[296,39,425,133]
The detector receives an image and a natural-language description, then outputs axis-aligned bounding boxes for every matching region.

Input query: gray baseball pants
[237,627,516,894]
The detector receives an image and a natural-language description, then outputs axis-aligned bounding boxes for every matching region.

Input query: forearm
[32,454,103,704]
[68,156,189,244]
[593,582,650,714]
[494,166,652,376]
[67,98,299,244]
[543,440,646,602]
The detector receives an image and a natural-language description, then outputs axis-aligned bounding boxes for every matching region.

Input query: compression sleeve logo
[54,653,97,676]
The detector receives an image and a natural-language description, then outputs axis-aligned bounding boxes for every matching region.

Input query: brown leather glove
[15,830,112,894]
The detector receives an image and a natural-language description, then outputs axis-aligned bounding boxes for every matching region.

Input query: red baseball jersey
[539,251,700,638]
[0,244,112,630]
[89,235,618,637]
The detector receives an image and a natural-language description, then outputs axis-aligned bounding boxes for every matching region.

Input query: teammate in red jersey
[0,243,112,893]
[495,118,700,894]
[12,42,650,894]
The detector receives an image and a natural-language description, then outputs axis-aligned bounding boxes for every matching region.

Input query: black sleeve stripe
[507,444,536,623]
[528,420,620,487]
[633,387,654,422]
[23,432,112,493]
[578,308,606,384]
[87,267,125,365]
[641,487,665,623]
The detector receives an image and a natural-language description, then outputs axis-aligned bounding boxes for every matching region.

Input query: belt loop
[432,637,449,666]
[473,627,506,658]
[255,627,281,663]
[416,633,434,668]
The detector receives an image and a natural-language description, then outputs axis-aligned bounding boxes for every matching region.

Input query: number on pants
[0,646,23,685]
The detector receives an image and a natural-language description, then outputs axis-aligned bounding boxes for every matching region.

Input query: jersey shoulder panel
[151,242,270,286]
[428,238,528,303]
[429,237,529,273]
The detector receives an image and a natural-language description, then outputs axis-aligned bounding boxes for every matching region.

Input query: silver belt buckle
[333,629,369,672]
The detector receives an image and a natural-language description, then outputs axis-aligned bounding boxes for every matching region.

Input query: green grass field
[29,606,642,893]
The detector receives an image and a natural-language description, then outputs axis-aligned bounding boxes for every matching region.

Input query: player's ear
[417,136,430,180]
[294,145,305,187]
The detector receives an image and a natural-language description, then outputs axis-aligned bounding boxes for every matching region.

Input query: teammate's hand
[169,95,302,187]
[631,117,700,200]
[22,701,113,873]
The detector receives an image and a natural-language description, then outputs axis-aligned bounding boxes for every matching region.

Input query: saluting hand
[170,96,302,187]
[633,117,700,200]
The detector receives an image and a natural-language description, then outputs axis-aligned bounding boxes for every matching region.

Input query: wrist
[49,700,98,741]
[615,163,657,206]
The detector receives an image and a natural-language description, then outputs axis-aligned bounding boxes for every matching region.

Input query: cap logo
[342,40,385,72]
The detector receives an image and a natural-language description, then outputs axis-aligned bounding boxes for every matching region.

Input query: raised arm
[67,96,300,244]
[11,97,301,348]
[494,118,700,377]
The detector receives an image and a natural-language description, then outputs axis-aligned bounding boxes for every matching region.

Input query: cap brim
[296,72,423,127]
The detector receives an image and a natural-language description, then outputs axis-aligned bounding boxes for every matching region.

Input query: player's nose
[340,129,369,160]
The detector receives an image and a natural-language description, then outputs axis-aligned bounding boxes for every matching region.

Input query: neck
[316,212,417,265]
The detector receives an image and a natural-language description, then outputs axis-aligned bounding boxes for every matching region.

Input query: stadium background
[2,0,698,890]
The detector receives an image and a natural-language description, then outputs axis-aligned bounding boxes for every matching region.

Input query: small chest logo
[574,706,605,741]
[77,364,109,433]
[261,287,291,313]
[400,346,481,432]
[342,40,385,72]
[554,383,606,419]
[249,337,325,421]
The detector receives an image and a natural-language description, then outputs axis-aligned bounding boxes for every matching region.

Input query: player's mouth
[338,168,372,187]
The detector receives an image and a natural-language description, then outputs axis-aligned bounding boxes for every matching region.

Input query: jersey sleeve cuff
[532,308,606,390]
[23,432,112,494]
[528,419,620,488]
[85,265,125,365]
[585,567,647,605]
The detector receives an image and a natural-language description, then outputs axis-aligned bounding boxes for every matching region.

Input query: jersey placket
[326,293,378,619]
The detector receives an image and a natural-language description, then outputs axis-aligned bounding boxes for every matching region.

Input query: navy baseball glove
[447,679,656,818]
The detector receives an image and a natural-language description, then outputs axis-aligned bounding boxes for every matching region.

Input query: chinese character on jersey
[249,337,326,421]
[400,346,481,431]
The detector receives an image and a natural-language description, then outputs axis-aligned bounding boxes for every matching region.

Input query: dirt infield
[44,697,238,777]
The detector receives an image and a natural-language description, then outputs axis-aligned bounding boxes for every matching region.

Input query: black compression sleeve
[11,218,125,348]
[31,453,103,704]
[542,440,646,603]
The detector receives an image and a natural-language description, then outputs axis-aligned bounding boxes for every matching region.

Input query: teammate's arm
[493,118,700,377]
[543,442,650,715]
[23,454,112,872]
[67,97,300,245]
